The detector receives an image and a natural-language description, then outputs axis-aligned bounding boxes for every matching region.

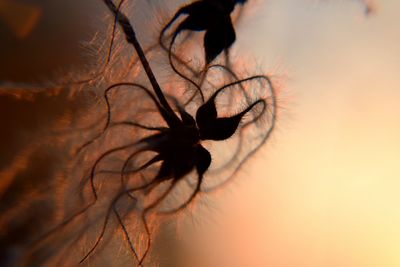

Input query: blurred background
[217,1,400,266]
[2,0,400,266]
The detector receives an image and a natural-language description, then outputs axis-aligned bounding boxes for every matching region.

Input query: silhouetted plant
[73,1,276,265]
[13,0,375,266]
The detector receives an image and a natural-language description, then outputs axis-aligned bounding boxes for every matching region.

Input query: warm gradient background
[1,0,399,266]
[196,1,400,266]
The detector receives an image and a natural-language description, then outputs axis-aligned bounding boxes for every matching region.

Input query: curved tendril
[80,178,162,264]
[158,4,205,101]
[204,63,253,105]
[196,64,253,174]
[159,7,182,44]
[82,142,141,201]
[74,82,160,156]
[138,179,179,265]
[180,63,244,108]
[161,13,249,106]
[104,82,164,126]
[162,174,203,215]
[168,32,205,102]
[113,206,141,265]
[109,121,167,132]
[204,75,278,192]
[206,101,265,177]
[28,148,150,257]
[79,203,115,264]
[210,99,267,175]
[211,75,272,101]
[32,142,144,259]
[159,8,202,78]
